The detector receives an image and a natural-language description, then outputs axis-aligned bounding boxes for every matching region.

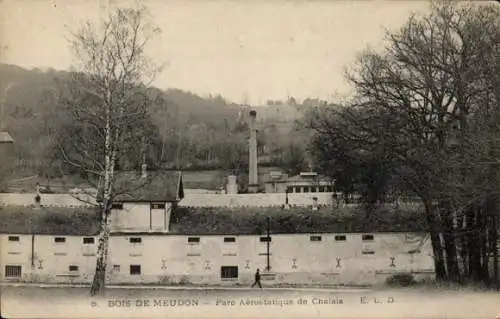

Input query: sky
[0,0,431,105]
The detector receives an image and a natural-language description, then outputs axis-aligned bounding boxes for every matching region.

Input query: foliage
[308,1,500,287]
[386,273,416,287]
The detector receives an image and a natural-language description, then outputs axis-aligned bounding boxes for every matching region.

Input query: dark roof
[0,131,14,143]
[0,204,425,236]
[0,205,100,236]
[98,170,184,202]
[169,205,426,235]
[287,173,331,183]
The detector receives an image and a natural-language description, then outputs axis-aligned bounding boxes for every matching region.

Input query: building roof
[169,205,426,235]
[0,131,14,143]
[287,172,331,183]
[0,203,425,236]
[97,170,184,203]
[0,205,100,235]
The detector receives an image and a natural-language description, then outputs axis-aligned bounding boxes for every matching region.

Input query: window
[68,265,79,272]
[188,237,200,244]
[5,265,22,278]
[335,235,347,241]
[362,250,375,255]
[224,237,236,243]
[294,186,301,193]
[310,235,322,242]
[54,237,66,243]
[150,203,166,209]
[129,237,142,244]
[130,265,141,275]
[362,234,374,241]
[8,236,20,242]
[220,266,238,279]
[259,236,272,242]
[83,237,94,244]
[111,203,123,210]
[113,265,121,272]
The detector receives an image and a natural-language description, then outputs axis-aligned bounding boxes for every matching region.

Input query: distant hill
[0,64,311,184]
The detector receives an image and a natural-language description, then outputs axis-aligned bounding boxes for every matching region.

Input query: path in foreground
[1,286,499,319]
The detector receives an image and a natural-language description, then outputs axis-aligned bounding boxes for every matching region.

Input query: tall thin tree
[56,5,162,295]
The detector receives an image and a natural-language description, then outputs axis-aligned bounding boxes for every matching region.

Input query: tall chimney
[141,136,147,178]
[248,110,259,193]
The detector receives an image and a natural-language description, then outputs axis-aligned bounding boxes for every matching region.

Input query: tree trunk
[478,206,490,286]
[492,212,499,289]
[424,201,446,281]
[90,95,115,296]
[441,204,460,282]
[90,203,111,296]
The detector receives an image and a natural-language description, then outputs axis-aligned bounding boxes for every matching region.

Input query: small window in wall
[335,235,347,241]
[113,265,121,272]
[8,236,20,242]
[294,186,301,193]
[188,237,200,244]
[69,265,79,272]
[5,265,22,278]
[224,237,236,243]
[310,235,322,242]
[83,237,95,244]
[129,237,142,244]
[259,237,272,242]
[54,237,66,243]
[220,266,238,279]
[130,265,141,275]
[362,234,374,241]
[150,203,166,209]
[362,250,375,255]
[111,203,124,210]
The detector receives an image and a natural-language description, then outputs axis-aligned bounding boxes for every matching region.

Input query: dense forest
[0,63,324,186]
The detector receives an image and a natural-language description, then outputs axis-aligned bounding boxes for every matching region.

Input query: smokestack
[248,110,259,193]
[141,136,147,178]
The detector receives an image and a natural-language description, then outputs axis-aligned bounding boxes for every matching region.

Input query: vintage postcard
[1,0,500,318]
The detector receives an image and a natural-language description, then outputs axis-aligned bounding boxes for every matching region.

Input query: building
[103,170,184,232]
[1,189,436,286]
[0,131,14,144]
[263,172,333,194]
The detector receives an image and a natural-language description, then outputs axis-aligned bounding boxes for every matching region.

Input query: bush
[386,273,416,287]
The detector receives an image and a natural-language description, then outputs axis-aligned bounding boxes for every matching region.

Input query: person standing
[251,268,262,288]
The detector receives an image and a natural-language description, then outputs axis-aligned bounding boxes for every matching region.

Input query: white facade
[110,202,173,232]
[0,234,97,283]
[1,232,434,286]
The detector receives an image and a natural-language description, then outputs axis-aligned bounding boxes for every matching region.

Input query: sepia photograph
[1,0,500,318]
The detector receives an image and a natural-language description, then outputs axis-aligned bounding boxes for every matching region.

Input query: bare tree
[310,1,500,285]
[55,5,162,295]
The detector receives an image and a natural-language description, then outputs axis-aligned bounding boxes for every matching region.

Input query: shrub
[178,276,191,285]
[386,273,416,287]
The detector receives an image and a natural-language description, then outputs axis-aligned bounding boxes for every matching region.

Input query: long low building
[0,204,434,286]
[0,170,434,286]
